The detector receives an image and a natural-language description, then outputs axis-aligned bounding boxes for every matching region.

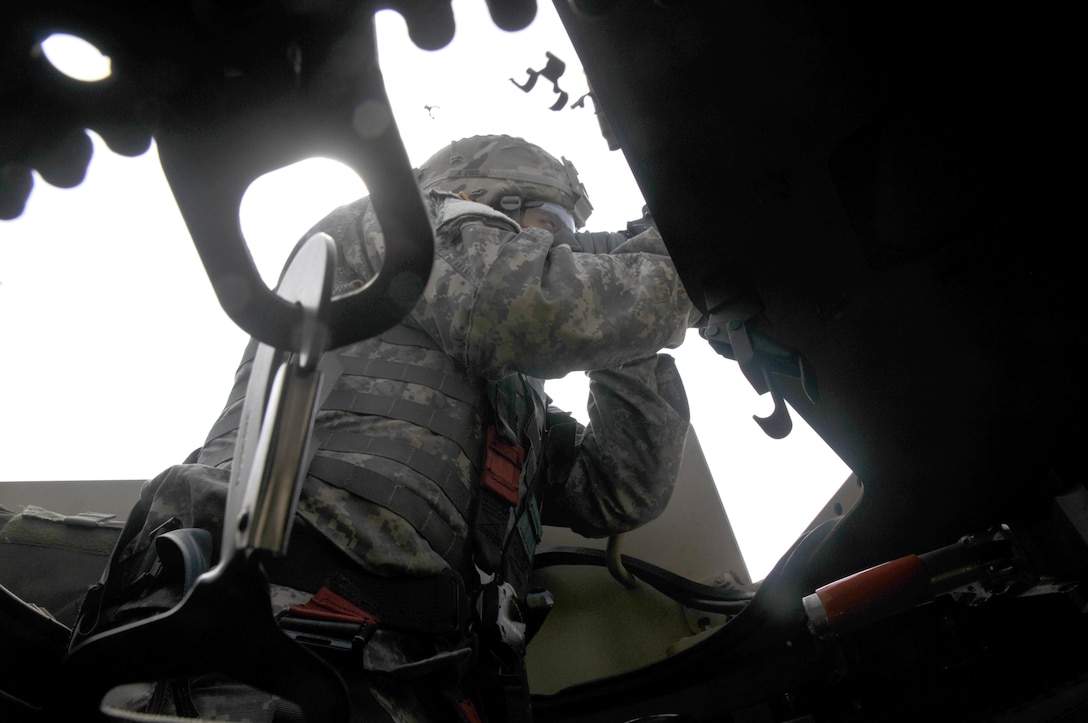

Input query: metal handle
[155,11,434,353]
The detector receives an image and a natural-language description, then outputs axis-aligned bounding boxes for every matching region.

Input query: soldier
[92,135,698,721]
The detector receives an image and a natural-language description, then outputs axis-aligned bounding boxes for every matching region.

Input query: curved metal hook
[606,534,639,590]
[752,366,793,440]
[705,316,806,439]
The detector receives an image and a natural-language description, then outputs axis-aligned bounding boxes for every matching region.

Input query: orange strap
[453,698,484,723]
[482,427,524,506]
[287,586,379,626]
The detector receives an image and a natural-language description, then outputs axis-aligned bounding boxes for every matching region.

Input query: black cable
[533,546,754,614]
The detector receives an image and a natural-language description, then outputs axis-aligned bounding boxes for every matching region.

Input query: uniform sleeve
[539,354,690,537]
[425,203,697,380]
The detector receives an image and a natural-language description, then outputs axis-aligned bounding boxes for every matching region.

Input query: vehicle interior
[2,1,1082,721]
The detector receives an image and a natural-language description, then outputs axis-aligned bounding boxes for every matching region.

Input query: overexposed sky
[0,1,850,579]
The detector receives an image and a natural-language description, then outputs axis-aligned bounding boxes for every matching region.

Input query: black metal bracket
[1,1,543,352]
[702,305,817,440]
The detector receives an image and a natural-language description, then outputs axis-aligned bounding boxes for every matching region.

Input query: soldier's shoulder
[298,196,374,251]
[321,196,373,226]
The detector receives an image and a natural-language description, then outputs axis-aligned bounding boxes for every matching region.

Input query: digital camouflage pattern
[95,136,698,721]
[417,135,594,228]
[200,190,697,583]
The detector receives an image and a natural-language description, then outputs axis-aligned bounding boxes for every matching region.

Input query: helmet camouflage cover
[417,135,594,228]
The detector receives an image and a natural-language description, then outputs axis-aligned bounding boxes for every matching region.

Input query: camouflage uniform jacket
[195,190,695,677]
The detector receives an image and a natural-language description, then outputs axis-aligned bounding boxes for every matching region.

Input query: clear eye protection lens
[528,202,575,232]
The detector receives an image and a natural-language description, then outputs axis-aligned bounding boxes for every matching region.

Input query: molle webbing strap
[475,375,548,582]
[502,493,540,592]
[474,428,523,573]
[514,495,542,569]
[225,361,254,408]
[322,390,479,463]
[308,455,464,570]
[335,354,480,406]
[482,427,523,505]
[474,490,510,574]
[504,380,547,590]
[378,324,443,352]
[219,321,440,417]
[201,401,243,463]
[203,325,470,469]
[317,431,474,517]
[211,323,435,435]
[224,339,261,406]
[201,340,260,467]
[264,524,469,635]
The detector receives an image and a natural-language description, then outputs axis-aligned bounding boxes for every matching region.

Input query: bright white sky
[0,0,849,579]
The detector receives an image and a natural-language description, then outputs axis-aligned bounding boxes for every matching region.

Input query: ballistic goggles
[500,196,576,233]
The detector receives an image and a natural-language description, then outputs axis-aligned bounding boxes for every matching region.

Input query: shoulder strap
[474,374,569,590]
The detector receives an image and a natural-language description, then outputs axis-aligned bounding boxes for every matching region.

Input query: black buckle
[278,614,376,656]
[478,580,526,668]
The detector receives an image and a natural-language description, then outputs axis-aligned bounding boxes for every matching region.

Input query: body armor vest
[199,318,549,590]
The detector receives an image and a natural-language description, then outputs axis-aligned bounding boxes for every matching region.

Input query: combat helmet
[417,135,593,229]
